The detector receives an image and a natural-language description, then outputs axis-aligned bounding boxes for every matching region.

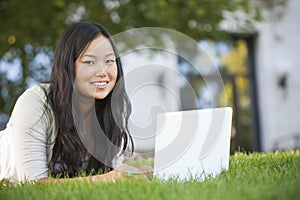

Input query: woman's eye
[105,59,115,64]
[82,60,95,65]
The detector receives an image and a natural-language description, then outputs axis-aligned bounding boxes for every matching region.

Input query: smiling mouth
[91,81,109,89]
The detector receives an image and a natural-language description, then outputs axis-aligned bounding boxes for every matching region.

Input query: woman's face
[74,35,118,100]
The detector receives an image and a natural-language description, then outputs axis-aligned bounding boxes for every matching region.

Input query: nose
[95,64,108,77]
[95,70,107,78]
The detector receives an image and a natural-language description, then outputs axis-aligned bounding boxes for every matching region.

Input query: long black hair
[46,21,133,177]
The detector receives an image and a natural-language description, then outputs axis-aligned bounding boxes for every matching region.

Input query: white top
[0,84,123,183]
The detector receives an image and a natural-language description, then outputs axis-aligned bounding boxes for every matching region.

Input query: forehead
[83,35,114,55]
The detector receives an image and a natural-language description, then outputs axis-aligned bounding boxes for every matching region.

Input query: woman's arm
[38,164,153,183]
[6,86,50,182]
[38,169,117,183]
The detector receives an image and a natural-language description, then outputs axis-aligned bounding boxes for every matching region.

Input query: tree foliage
[0,0,255,121]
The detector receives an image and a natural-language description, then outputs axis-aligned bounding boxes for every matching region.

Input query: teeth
[93,82,107,86]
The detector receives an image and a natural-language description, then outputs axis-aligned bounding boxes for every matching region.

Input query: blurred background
[0,0,299,154]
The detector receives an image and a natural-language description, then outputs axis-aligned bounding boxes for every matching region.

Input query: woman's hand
[100,164,153,182]
[38,164,154,183]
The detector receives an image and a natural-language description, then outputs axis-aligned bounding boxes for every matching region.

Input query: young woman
[0,21,151,183]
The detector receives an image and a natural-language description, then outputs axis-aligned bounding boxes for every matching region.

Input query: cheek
[106,65,118,84]
[111,64,118,80]
[75,65,93,81]
[76,70,90,81]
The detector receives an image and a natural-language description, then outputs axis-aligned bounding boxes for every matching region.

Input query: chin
[94,94,109,100]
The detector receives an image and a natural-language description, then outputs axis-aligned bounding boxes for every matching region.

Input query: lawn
[0,150,299,200]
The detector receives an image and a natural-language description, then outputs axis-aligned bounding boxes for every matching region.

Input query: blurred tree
[0,0,257,122]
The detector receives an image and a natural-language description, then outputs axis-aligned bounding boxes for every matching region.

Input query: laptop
[153,107,233,181]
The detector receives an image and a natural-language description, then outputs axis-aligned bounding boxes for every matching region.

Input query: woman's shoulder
[11,83,51,114]
[4,83,53,137]
[25,83,50,101]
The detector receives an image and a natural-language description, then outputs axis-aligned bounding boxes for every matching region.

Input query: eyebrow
[81,54,97,58]
[81,52,115,59]
[105,52,115,58]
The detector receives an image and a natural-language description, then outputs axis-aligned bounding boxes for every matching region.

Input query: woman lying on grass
[0,21,152,183]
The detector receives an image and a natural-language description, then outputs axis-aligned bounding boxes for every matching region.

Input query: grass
[0,150,299,200]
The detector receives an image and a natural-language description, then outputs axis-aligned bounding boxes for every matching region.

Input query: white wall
[256,0,300,151]
[121,50,181,153]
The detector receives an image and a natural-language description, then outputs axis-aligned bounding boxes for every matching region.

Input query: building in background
[254,0,300,151]
[191,0,300,152]
[128,0,300,153]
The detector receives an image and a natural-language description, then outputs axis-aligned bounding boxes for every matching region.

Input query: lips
[91,81,109,89]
